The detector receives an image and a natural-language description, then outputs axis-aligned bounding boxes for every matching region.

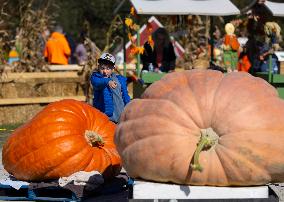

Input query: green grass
[0,123,22,148]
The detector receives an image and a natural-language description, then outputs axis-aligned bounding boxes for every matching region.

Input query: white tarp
[265,1,284,17]
[133,181,269,199]
[130,0,240,16]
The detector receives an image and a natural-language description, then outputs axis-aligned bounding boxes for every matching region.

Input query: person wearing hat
[90,53,131,123]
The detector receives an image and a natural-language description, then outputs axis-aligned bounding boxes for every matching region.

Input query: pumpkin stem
[85,130,104,147]
[191,128,218,172]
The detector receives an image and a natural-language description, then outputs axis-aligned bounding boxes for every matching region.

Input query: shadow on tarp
[0,173,131,201]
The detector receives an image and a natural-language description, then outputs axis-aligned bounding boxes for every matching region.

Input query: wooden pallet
[0,183,79,201]
[0,174,132,201]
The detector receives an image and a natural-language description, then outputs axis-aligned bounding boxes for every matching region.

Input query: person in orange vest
[44,25,71,65]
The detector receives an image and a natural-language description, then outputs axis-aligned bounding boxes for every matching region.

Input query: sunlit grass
[0,123,22,148]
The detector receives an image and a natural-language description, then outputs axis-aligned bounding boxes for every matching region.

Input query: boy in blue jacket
[90,53,130,123]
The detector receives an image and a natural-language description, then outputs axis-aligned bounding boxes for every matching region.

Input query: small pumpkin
[3,99,121,181]
[115,70,284,186]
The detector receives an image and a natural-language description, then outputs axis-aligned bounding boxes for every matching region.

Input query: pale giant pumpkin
[115,70,284,186]
[3,99,121,181]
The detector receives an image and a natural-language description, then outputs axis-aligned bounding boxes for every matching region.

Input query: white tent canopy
[130,0,240,16]
[265,1,284,17]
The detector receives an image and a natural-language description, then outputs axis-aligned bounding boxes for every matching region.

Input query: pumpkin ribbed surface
[3,99,121,181]
[115,70,284,186]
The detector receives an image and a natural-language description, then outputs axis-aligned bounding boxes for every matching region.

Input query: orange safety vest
[44,32,71,65]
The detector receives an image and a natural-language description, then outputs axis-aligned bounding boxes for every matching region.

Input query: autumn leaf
[129,44,138,56]
[128,33,132,41]
[125,18,133,27]
[137,46,144,54]
[148,35,154,48]
[130,6,136,16]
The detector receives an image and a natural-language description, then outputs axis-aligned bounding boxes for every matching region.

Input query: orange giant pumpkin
[115,70,284,186]
[3,99,121,181]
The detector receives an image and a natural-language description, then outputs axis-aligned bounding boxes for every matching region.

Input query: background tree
[1,0,284,70]
[15,0,57,72]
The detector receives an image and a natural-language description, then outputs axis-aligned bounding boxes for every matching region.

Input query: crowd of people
[7,18,282,75]
[4,17,282,123]
[210,17,282,74]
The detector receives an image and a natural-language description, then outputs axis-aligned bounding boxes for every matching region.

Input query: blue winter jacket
[90,72,130,118]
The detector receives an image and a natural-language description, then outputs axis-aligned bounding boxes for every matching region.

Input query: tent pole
[123,17,127,77]
[136,30,141,78]
[268,54,272,83]
[209,16,214,67]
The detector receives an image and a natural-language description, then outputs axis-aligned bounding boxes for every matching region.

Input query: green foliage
[2,0,284,56]
[54,0,131,49]
[15,0,57,72]
[0,123,22,147]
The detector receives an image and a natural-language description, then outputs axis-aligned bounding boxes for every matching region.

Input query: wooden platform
[0,174,130,202]
[0,183,79,201]
[133,180,269,200]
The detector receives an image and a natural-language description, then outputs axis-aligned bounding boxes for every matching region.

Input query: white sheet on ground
[0,177,29,190]
[59,171,104,190]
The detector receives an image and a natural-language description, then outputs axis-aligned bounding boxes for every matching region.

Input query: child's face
[99,63,114,78]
